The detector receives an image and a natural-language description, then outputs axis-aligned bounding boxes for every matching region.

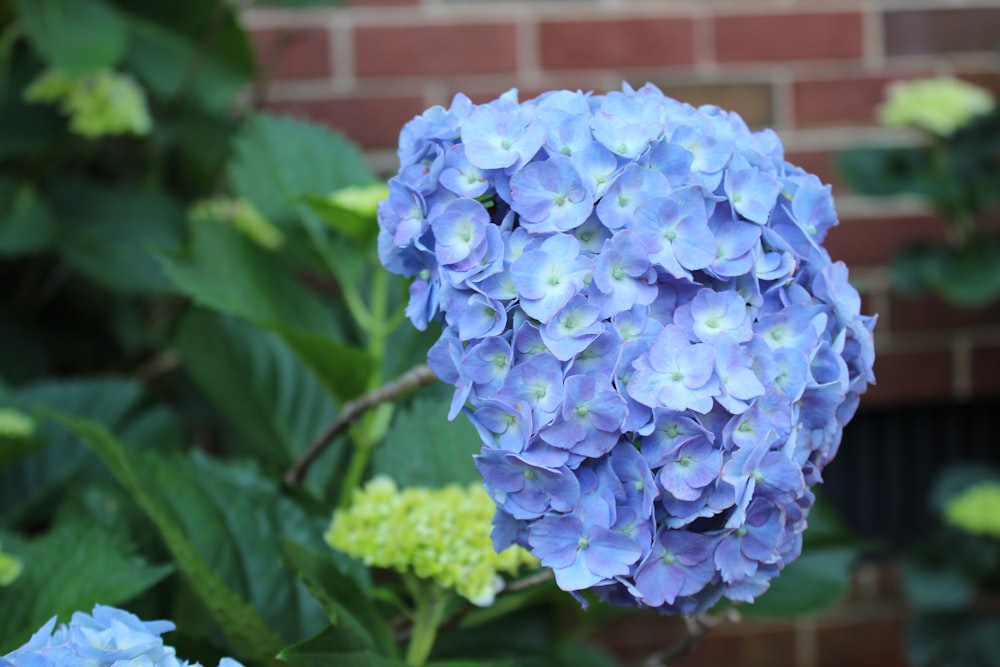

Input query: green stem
[405,580,449,667]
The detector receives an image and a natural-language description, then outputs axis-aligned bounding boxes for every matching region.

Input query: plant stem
[405,581,449,667]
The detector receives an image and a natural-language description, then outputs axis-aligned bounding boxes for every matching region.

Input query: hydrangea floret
[1,604,244,667]
[326,476,538,606]
[877,77,995,137]
[377,83,877,613]
[944,481,1000,538]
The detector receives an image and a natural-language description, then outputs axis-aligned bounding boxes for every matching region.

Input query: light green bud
[944,482,1000,538]
[190,197,284,249]
[0,542,22,586]
[25,67,152,139]
[0,407,36,439]
[326,476,538,606]
[329,184,390,218]
[877,77,994,136]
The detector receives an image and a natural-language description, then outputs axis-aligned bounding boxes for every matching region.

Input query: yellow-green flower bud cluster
[0,408,35,440]
[329,184,390,218]
[326,476,537,606]
[944,481,1000,538]
[25,68,152,139]
[0,541,22,586]
[878,77,995,137]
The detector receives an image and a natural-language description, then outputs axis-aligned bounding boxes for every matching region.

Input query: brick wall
[244,0,1000,408]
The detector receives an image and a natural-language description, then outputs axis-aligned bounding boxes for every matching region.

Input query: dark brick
[863,347,953,406]
[884,8,1000,56]
[823,215,949,267]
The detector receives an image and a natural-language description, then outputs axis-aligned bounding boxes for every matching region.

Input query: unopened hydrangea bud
[326,477,537,606]
[0,408,35,440]
[944,482,1000,538]
[329,184,391,218]
[25,67,152,139]
[0,541,21,586]
[190,197,284,249]
[877,77,995,136]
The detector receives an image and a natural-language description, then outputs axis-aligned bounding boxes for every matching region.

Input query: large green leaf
[50,183,186,295]
[48,412,287,665]
[892,239,1000,307]
[0,520,172,653]
[373,394,481,488]
[175,309,337,468]
[0,377,143,524]
[159,220,371,401]
[16,0,127,76]
[146,452,330,644]
[228,114,375,227]
[281,541,395,658]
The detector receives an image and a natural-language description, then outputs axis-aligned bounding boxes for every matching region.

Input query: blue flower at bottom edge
[2,605,244,667]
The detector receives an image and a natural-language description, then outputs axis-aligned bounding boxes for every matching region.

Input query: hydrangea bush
[1,605,244,667]
[377,83,877,614]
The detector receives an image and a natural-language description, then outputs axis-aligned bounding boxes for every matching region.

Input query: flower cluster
[877,77,995,137]
[25,68,152,139]
[326,476,537,606]
[1,605,244,667]
[377,83,876,613]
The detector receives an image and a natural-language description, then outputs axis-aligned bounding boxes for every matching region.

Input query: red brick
[713,13,864,64]
[354,23,517,77]
[251,27,332,81]
[539,18,695,70]
[793,75,922,128]
[884,8,1000,56]
[890,292,1000,333]
[863,348,953,406]
[971,344,1000,396]
[823,215,949,267]
[263,94,426,150]
[815,616,909,667]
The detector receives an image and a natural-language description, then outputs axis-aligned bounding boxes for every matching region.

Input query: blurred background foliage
[0,1,862,665]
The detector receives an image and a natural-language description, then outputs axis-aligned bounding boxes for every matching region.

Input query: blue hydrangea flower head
[378,83,877,613]
[2,605,245,667]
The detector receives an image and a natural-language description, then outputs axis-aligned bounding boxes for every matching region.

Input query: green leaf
[50,183,186,295]
[0,179,56,255]
[159,220,371,401]
[16,0,127,75]
[0,377,143,524]
[374,394,481,487]
[229,114,375,227]
[124,12,253,111]
[0,520,172,653]
[175,309,337,468]
[280,541,395,658]
[48,412,287,665]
